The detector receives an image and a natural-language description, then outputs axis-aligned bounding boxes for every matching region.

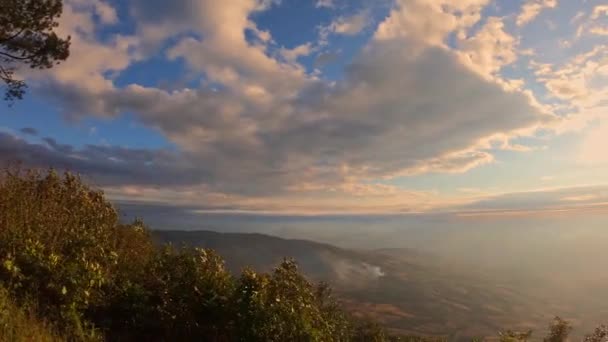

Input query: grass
[0,287,63,342]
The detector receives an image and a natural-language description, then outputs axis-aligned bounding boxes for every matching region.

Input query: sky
[1,0,608,216]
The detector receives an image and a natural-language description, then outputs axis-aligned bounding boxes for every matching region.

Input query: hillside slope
[152,230,564,340]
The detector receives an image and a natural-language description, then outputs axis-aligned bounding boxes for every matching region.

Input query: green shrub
[0,168,119,334]
[0,168,361,341]
[0,168,149,338]
[99,245,235,340]
[233,259,351,341]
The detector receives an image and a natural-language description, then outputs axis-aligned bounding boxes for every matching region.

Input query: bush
[0,168,121,336]
[233,260,353,341]
[99,246,234,340]
[0,168,377,341]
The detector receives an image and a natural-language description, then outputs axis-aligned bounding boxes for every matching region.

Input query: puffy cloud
[280,43,314,63]
[19,128,38,136]
[91,0,118,24]
[591,5,608,20]
[531,45,608,124]
[314,51,341,68]
[261,40,539,186]
[374,0,489,46]
[457,17,518,78]
[516,0,557,27]
[315,0,335,9]
[15,0,564,212]
[589,26,608,36]
[20,0,141,98]
[322,11,371,37]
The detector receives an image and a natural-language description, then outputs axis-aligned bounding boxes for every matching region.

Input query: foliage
[0,167,400,341]
[584,325,608,342]
[0,167,606,341]
[0,0,70,103]
[497,317,574,342]
[0,168,120,336]
[499,329,533,342]
[234,260,352,341]
[350,319,389,342]
[0,285,62,342]
[97,245,234,340]
[544,317,572,342]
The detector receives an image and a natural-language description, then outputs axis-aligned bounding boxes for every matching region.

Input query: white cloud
[92,0,118,24]
[570,11,585,24]
[457,17,518,78]
[18,0,575,212]
[461,185,608,213]
[591,5,608,19]
[516,0,557,27]
[374,0,489,46]
[589,26,608,36]
[329,11,370,35]
[66,0,118,24]
[315,0,335,9]
[280,43,314,63]
[318,10,371,44]
[531,45,608,110]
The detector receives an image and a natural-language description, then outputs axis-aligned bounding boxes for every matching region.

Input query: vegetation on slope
[0,167,605,341]
[0,286,63,342]
[0,167,414,341]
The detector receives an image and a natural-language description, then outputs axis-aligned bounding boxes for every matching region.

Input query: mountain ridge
[151,229,564,340]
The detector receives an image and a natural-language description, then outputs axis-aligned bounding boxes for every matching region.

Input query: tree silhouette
[0,0,70,104]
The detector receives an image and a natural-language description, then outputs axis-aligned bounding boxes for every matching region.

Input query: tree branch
[0,29,26,44]
[0,50,34,61]
[0,65,12,80]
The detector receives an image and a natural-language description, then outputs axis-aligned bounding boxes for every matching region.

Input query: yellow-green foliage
[0,167,399,341]
[0,168,143,337]
[0,286,62,342]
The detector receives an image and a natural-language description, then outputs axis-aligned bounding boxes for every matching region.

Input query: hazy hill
[152,230,566,340]
[152,230,386,286]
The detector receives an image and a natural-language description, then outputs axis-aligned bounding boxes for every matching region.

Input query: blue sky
[1,0,608,215]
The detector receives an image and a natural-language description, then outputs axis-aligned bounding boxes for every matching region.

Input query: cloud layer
[3,0,606,214]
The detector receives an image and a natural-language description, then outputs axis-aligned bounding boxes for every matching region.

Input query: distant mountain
[152,230,385,287]
[151,230,580,341]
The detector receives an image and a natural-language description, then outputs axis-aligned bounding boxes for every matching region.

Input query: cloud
[374,0,489,47]
[460,185,608,213]
[280,43,314,63]
[11,0,565,213]
[91,0,118,24]
[315,0,335,9]
[324,11,370,36]
[314,51,340,68]
[0,131,203,188]
[516,0,557,27]
[457,17,518,77]
[530,45,608,135]
[589,26,608,36]
[318,10,371,45]
[591,5,608,20]
[288,38,548,178]
[19,127,38,136]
